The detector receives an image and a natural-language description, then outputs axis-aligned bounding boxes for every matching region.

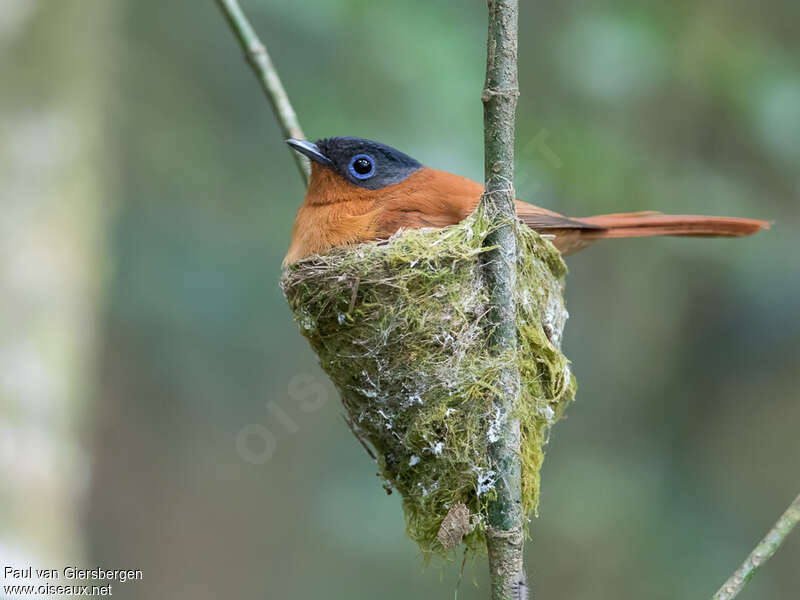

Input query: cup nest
[280,208,576,557]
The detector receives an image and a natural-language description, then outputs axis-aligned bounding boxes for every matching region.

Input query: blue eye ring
[348,154,375,179]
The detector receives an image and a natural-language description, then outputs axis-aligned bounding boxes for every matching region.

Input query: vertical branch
[215,0,310,184]
[479,1,522,599]
[711,493,800,600]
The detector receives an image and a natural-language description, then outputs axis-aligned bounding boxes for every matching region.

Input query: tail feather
[513,203,768,255]
[578,213,770,239]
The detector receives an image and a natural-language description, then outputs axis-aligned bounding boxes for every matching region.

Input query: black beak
[286,139,333,166]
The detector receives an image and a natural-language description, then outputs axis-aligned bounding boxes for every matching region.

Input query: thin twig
[711,492,800,600]
[479,1,523,599]
[215,0,310,184]
[342,414,376,461]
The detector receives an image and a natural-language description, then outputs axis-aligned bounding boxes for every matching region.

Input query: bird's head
[287,137,422,193]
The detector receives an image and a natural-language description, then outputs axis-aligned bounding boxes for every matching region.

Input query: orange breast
[284,166,484,264]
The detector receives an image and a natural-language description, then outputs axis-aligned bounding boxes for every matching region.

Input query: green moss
[280,208,576,558]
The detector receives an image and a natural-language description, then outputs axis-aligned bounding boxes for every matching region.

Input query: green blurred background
[1,1,798,598]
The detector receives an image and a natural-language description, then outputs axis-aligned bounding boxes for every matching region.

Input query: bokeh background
[1,0,799,598]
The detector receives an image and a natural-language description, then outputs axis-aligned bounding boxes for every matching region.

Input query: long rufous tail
[514,204,770,255]
[577,211,769,239]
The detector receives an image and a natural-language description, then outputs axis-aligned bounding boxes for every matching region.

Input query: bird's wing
[514,201,605,231]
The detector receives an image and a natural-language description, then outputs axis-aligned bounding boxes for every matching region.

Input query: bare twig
[479,1,523,599]
[215,0,310,184]
[711,492,800,600]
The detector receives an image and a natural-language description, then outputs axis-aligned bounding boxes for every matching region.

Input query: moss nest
[280,209,576,557]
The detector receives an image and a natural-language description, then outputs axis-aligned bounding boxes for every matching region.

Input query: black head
[286,137,422,190]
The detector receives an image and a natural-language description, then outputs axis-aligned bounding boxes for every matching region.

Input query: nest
[280,209,576,557]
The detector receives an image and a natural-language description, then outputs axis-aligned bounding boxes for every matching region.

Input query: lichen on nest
[280,207,576,558]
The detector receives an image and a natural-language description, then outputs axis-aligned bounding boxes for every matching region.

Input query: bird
[283,137,768,264]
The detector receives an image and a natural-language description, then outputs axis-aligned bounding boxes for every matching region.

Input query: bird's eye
[349,154,375,179]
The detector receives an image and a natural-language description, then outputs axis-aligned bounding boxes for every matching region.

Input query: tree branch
[711,492,800,600]
[479,1,523,599]
[215,0,310,184]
